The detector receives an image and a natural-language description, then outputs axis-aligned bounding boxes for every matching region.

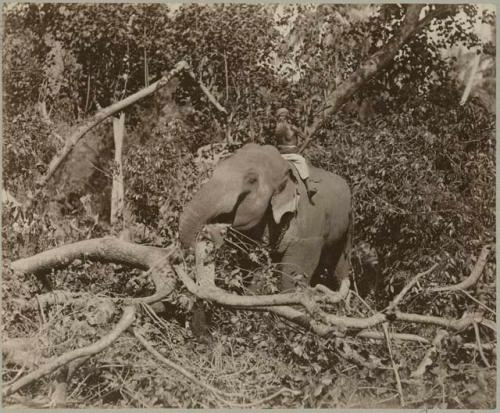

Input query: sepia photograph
[2,2,496,409]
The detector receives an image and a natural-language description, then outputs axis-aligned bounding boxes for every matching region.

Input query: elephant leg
[278,237,324,291]
[331,218,353,286]
[312,217,352,290]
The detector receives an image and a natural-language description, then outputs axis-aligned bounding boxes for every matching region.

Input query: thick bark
[299,4,454,152]
[10,238,169,274]
[111,113,126,226]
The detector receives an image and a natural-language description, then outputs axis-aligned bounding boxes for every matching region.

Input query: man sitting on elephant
[274,107,317,201]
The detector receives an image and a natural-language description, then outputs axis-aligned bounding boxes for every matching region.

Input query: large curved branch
[431,245,492,292]
[179,244,494,338]
[11,238,169,274]
[175,263,344,309]
[10,237,175,291]
[3,306,136,397]
[10,236,494,346]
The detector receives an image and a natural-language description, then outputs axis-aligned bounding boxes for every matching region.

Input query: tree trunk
[111,112,125,228]
[37,61,189,189]
[299,4,454,152]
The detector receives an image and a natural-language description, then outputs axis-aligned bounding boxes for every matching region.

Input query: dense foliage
[2,3,495,409]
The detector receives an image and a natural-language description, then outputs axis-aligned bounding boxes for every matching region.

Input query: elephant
[179,143,352,292]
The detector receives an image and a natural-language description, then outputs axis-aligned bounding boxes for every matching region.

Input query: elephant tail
[345,210,354,274]
[330,209,353,282]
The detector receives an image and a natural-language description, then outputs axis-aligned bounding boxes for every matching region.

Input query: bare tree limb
[36,61,189,189]
[9,236,494,357]
[3,306,136,397]
[431,245,491,292]
[133,327,227,396]
[110,112,126,227]
[411,329,448,378]
[386,263,439,312]
[186,69,228,114]
[299,4,455,153]
[473,322,491,367]
[10,238,168,274]
[10,237,174,291]
[383,323,404,406]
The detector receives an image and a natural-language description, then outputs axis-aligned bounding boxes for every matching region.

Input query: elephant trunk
[179,180,237,249]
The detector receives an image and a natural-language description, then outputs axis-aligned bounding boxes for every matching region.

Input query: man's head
[276,107,289,120]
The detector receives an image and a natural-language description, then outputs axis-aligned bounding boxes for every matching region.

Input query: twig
[386,263,439,312]
[336,341,385,370]
[224,51,229,102]
[16,284,175,311]
[185,69,227,114]
[3,306,136,397]
[473,322,491,367]
[84,74,91,113]
[143,27,149,87]
[134,328,300,407]
[382,323,405,406]
[431,245,491,292]
[463,342,496,351]
[356,331,429,344]
[411,329,448,378]
[133,328,234,401]
[221,387,301,408]
[459,289,495,315]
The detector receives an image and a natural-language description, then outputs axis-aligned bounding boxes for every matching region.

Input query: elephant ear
[271,172,298,224]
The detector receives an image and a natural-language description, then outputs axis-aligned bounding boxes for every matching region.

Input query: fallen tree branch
[10,237,174,291]
[431,245,491,292]
[175,263,337,309]
[473,322,491,367]
[179,240,495,338]
[11,238,168,274]
[3,306,136,397]
[134,327,228,397]
[185,240,348,308]
[357,331,429,344]
[49,356,89,407]
[411,329,448,378]
[134,327,300,407]
[386,263,439,312]
[459,289,495,315]
[463,342,496,351]
[383,323,405,406]
[394,311,494,333]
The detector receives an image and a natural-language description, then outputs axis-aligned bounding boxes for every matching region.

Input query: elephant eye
[247,174,258,184]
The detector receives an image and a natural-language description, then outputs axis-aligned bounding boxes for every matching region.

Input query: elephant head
[179,144,298,248]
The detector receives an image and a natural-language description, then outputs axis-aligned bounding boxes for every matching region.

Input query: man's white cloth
[281,153,309,180]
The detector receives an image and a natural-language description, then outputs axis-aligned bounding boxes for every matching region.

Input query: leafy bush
[2,3,495,409]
